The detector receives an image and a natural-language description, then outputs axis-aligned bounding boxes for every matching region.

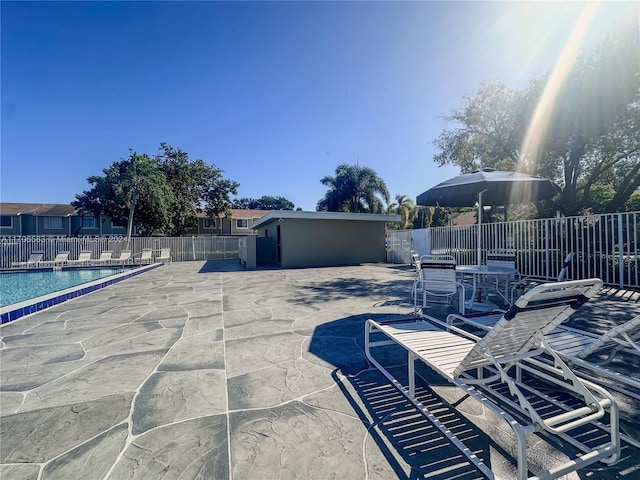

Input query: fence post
[618,213,624,289]
[544,219,550,279]
[192,236,196,261]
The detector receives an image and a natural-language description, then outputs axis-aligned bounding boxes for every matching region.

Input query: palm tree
[317,164,390,213]
[386,194,417,229]
[115,153,172,248]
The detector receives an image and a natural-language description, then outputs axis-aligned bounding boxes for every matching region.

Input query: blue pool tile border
[0,263,162,325]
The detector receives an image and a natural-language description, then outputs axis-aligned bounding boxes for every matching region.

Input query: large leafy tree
[74,143,240,238]
[73,151,172,246]
[433,30,640,217]
[155,143,239,235]
[232,196,295,210]
[317,163,390,213]
[433,82,527,173]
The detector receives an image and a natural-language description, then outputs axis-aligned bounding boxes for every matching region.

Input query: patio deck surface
[1,261,639,479]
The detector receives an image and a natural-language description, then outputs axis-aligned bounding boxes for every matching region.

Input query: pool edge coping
[0,263,163,324]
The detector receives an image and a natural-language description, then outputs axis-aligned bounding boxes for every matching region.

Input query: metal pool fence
[1,236,241,269]
[387,211,640,289]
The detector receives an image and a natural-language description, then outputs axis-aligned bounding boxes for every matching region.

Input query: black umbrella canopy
[416,168,560,207]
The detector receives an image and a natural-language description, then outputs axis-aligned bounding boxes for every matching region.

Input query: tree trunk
[125,194,137,250]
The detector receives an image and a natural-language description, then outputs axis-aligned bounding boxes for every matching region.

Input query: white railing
[0,236,241,269]
[387,211,640,289]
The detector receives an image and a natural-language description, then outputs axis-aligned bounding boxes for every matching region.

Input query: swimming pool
[0,264,162,324]
[0,268,128,307]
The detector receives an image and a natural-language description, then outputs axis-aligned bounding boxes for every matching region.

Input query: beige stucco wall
[257,218,387,267]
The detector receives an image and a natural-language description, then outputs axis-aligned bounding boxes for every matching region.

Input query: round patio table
[456,264,519,312]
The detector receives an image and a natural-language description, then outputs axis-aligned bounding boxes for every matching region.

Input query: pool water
[0,268,125,307]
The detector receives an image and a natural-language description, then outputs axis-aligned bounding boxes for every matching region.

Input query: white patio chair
[155,247,172,264]
[137,248,153,265]
[366,278,620,479]
[92,250,113,265]
[37,251,70,268]
[11,251,44,268]
[414,255,465,313]
[67,250,93,266]
[112,250,132,265]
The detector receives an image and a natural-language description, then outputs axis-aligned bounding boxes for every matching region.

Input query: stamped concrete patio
[1,261,639,479]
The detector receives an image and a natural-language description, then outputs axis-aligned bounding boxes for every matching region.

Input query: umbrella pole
[477,189,487,265]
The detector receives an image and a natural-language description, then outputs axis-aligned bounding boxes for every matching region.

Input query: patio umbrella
[416,168,559,264]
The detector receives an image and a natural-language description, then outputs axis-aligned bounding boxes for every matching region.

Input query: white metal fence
[1,236,241,269]
[387,211,640,289]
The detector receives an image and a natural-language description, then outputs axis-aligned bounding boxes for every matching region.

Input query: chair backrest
[159,248,170,258]
[28,252,44,262]
[54,252,70,261]
[116,250,132,261]
[486,250,516,270]
[99,251,112,261]
[419,255,458,295]
[557,252,575,281]
[76,251,92,261]
[454,278,603,376]
[140,248,153,260]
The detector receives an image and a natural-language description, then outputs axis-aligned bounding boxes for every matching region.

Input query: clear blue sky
[2,1,636,211]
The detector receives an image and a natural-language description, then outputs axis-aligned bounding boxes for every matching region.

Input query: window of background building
[44,217,63,229]
[236,219,248,229]
[0,216,12,227]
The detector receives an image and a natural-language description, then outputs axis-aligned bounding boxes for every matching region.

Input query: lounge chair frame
[449,299,640,403]
[67,250,93,267]
[112,250,132,265]
[138,248,153,264]
[155,248,172,264]
[11,251,44,268]
[544,315,640,402]
[92,251,113,265]
[37,251,70,268]
[365,279,620,479]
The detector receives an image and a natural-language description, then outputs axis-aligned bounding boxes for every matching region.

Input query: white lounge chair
[67,250,93,266]
[92,250,113,265]
[11,251,44,268]
[37,251,70,268]
[155,247,172,264]
[112,250,132,265]
[366,278,620,479]
[447,285,640,442]
[544,314,640,400]
[137,248,153,265]
[413,255,465,313]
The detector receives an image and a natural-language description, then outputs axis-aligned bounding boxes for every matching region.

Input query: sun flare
[518,2,601,173]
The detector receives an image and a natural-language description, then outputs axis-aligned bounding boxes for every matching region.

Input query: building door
[276,225,282,265]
